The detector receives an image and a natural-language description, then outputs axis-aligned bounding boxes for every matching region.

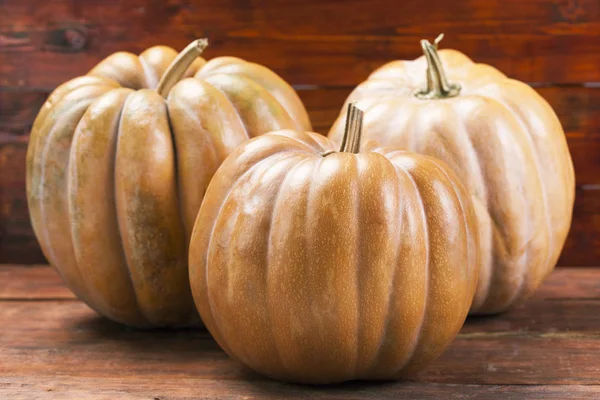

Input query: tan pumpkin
[329,35,575,315]
[189,104,479,384]
[26,39,311,328]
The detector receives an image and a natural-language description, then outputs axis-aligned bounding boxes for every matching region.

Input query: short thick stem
[415,34,460,100]
[156,38,208,98]
[338,102,364,154]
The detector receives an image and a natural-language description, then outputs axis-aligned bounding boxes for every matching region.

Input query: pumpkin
[329,35,575,315]
[26,39,311,328]
[188,103,479,384]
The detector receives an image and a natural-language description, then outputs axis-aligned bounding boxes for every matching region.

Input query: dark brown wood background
[0,0,598,265]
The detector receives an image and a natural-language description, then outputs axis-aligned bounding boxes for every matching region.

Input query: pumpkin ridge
[27,78,114,198]
[34,85,115,303]
[68,89,147,326]
[266,155,315,378]
[388,159,429,377]
[425,156,478,312]
[203,73,294,137]
[138,56,158,91]
[202,151,301,355]
[481,84,554,290]
[111,92,151,326]
[471,93,548,313]
[201,79,250,140]
[351,155,362,376]
[107,95,150,324]
[359,153,403,379]
[453,101,490,310]
[219,61,312,131]
[114,90,191,326]
[219,151,305,371]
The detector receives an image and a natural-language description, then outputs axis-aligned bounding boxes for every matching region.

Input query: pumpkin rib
[264,155,315,379]
[444,98,493,311]
[200,151,301,358]
[167,78,248,242]
[203,73,296,138]
[138,46,180,90]
[115,90,192,326]
[33,85,116,308]
[68,89,148,326]
[200,78,250,140]
[110,92,152,326]
[426,155,479,312]
[389,158,430,377]
[466,94,547,313]
[478,89,550,311]
[138,56,159,91]
[303,154,360,382]
[366,149,431,377]
[353,153,405,378]
[353,155,363,377]
[88,51,150,90]
[235,154,300,370]
[217,151,308,370]
[391,152,475,377]
[482,82,557,277]
[27,77,112,200]
[359,155,402,379]
[206,60,312,131]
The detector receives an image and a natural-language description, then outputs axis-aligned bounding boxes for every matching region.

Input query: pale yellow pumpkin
[329,36,575,314]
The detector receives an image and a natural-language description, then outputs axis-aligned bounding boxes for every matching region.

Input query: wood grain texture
[0,265,73,299]
[1,302,599,384]
[2,378,599,400]
[1,0,600,89]
[1,265,600,398]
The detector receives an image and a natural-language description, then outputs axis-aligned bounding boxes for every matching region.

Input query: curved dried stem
[156,38,208,98]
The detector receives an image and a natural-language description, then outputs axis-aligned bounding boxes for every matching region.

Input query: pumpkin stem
[415,34,461,100]
[339,102,364,154]
[156,38,208,98]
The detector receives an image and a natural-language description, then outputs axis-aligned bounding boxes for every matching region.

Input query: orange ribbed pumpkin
[189,104,479,384]
[26,39,311,327]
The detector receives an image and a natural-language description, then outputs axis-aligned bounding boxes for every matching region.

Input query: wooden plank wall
[0,0,599,265]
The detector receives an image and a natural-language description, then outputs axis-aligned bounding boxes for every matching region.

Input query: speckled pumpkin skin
[328,49,575,315]
[188,130,479,384]
[26,45,311,328]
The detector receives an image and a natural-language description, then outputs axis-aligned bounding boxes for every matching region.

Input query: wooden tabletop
[1,265,600,399]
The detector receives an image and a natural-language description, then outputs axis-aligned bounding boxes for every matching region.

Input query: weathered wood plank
[3,0,599,37]
[0,265,72,299]
[3,33,600,89]
[1,0,600,89]
[0,90,46,136]
[537,267,600,299]
[2,377,599,400]
[0,137,45,264]
[1,300,600,386]
[1,266,600,396]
